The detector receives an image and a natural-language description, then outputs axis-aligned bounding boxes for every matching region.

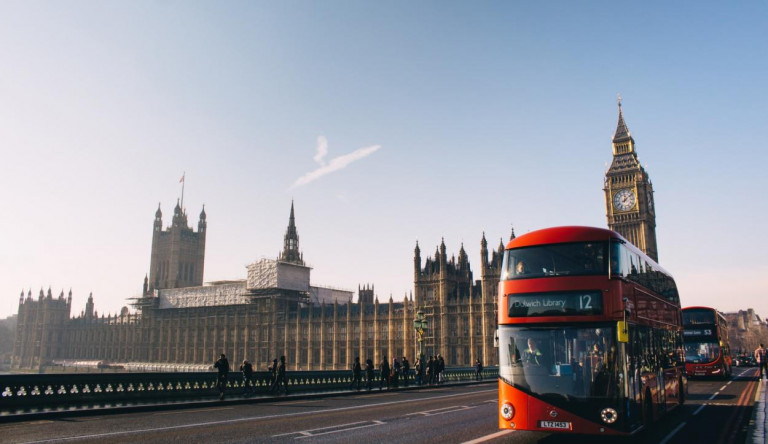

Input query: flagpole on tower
[180,172,185,211]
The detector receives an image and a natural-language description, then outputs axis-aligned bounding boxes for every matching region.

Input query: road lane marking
[719,385,727,391]
[693,404,706,415]
[659,421,686,444]
[18,388,497,443]
[461,429,515,444]
[295,420,386,439]
[406,405,475,416]
[708,392,719,400]
[155,407,232,416]
[272,420,386,438]
[717,378,757,444]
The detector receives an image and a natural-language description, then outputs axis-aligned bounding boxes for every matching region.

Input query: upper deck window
[683,309,716,326]
[501,241,607,280]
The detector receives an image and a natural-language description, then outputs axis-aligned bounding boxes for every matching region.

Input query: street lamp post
[413,310,428,366]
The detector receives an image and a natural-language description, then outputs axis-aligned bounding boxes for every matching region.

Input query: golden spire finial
[617,93,622,108]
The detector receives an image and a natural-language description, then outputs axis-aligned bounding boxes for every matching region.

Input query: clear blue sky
[1,1,766,320]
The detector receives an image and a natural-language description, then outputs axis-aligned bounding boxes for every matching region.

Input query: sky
[1,1,766,321]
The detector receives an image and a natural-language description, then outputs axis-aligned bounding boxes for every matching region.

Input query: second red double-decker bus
[683,306,732,378]
[498,226,686,435]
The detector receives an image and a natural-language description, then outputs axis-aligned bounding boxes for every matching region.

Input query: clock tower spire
[604,98,659,262]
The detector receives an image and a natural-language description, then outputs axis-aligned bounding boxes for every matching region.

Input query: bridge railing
[0,367,498,415]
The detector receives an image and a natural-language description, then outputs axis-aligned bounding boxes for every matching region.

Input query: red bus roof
[506,226,626,250]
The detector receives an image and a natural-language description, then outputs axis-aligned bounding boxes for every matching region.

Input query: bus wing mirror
[617,321,629,343]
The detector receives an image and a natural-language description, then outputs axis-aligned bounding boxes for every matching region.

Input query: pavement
[750,376,766,444]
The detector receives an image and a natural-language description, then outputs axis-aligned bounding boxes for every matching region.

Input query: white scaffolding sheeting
[246,258,310,292]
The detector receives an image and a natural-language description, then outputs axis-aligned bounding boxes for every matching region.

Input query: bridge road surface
[1,369,759,444]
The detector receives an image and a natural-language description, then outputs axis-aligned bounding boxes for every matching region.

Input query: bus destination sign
[507,291,603,317]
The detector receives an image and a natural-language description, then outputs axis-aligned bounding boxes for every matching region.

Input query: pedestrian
[214,353,230,400]
[402,356,410,386]
[365,358,374,391]
[268,358,278,385]
[240,359,254,396]
[437,354,445,384]
[351,356,362,391]
[379,355,390,390]
[414,357,422,385]
[271,355,289,395]
[392,357,401,388]
[427,356,435,385]
[475,358,483,381]
[756,344,768,379]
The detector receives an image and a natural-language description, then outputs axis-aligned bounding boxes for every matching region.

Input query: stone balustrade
[0,367,497,416]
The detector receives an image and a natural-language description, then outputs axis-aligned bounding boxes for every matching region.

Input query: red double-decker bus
[497,226,686,436]
[682,307,732,378]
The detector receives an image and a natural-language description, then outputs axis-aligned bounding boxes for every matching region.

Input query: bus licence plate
[540,421,571,430]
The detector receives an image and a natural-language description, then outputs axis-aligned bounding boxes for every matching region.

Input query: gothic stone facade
[13,203,503,371]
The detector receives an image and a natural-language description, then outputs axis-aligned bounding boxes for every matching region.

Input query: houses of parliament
[12,102,658,372]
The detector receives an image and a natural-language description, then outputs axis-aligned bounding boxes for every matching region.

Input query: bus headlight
[501,402,515,420]
[600,407,618,424]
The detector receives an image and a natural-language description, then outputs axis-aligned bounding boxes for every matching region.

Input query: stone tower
[604,100,659,262]
[413,239,475,363]
[148,201,207,292]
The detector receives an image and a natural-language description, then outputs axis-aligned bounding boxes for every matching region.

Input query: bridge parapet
[0,367,498,416]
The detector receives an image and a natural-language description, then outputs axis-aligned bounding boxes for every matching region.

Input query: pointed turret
[280,201,304,265]
[154,203,163,232]
[414,240,422,276]
[509,225,516,241]
[172,199,188,228]
[613,100,632,143]
[198,205,207,233]
[611,98,637,156]
[458,243,469,270]
[85,292,94,319]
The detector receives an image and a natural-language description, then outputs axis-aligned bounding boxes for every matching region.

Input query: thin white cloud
[291,139,381,189]
[313,136,328,166]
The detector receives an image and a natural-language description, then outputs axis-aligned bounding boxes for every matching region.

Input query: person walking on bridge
[350,357,362,391]
[379,355,390,390]
[240,359,254,396]
[755,344,767,379]
[214,353,230,400]
[271,355,289,395]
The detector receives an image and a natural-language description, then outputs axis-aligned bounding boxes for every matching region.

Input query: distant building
[13,201,501,371]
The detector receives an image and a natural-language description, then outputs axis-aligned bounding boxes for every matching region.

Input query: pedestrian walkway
[749,377,766,444]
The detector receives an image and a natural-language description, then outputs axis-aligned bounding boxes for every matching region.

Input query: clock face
[613,189,636,211]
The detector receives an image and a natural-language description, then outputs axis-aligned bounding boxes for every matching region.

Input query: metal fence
[0,367,497,415]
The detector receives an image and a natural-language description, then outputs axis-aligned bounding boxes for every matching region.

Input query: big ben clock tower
[604,98,659,262]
